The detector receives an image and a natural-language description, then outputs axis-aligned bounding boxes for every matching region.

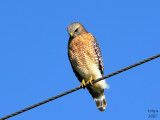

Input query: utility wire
[0,53,160,120]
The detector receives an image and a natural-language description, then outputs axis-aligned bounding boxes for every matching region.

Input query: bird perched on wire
[67,22,109,111]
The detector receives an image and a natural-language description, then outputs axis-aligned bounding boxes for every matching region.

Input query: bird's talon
[86,76,93,86]
[79,79,86,89]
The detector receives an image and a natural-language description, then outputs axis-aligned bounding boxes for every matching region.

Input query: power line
[93,54,160,84]
[0,53,160,120]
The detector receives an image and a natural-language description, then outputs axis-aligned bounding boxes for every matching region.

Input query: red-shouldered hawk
[67,22,109,111]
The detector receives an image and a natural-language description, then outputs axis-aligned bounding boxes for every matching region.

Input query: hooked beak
[70,32,73,36]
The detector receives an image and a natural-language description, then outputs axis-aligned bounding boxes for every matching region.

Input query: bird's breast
[69,33,101,81]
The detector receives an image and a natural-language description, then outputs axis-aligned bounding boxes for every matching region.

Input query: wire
[0,53,160,120]
[93,54,160,84]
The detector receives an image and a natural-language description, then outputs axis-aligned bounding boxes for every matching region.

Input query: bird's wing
[68,52,83,82]
[92,37,104,76]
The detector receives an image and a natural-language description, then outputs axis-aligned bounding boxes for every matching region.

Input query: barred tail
[87,87,107,111]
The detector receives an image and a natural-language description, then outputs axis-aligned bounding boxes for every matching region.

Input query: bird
[67,22,109,111]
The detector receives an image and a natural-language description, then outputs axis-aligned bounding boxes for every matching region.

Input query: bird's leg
[79,79,86,89]
[86,76,93,86]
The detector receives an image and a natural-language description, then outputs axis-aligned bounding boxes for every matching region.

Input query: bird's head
[67,22,87,38]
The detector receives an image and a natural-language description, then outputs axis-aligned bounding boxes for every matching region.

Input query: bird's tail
[87,87,107,111]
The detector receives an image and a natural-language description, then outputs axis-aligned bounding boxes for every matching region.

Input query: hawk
[67,22,109,111]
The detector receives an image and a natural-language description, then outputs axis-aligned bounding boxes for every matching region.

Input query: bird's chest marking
[69,33,99,78]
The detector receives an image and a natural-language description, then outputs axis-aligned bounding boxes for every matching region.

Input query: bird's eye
[75,28,78,32]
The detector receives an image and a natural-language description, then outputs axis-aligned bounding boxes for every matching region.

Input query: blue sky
[0,0,160,120]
